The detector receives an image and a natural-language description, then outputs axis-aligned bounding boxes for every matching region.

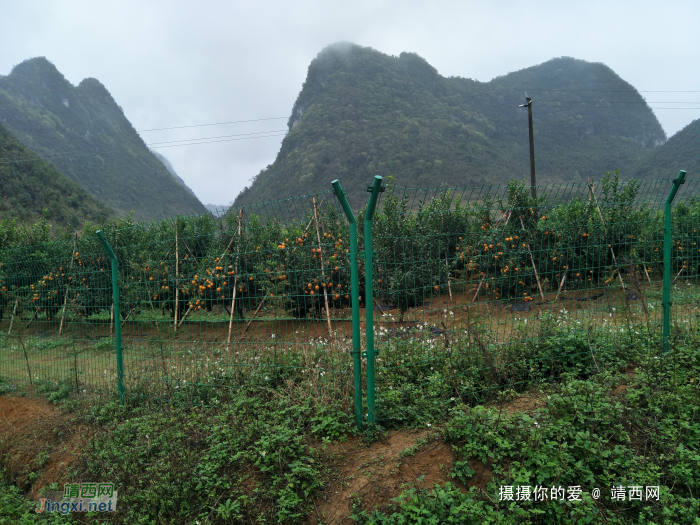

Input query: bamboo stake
[110,304,114,336]
[174,221,179,331]
[643,265,652,284]
[226,210,243,348]
[8,298,18,334]
[181,239,196,260]
[303,200,324,233]
[519,218,545,301]
[554,272,567,303]
[121,308,134,328]
[243,296,266,334]
[445,258,452,299]
[19,337,32,385]
[312,197,333,340]
[503,209,512,227]
[673,266,685,285]
[25,310,37,329]
[372,296,387,317]
[588,179,625,289]
[177,305,192,328]
[217,216,244,261]
[59,236,78,336]
[471,275,486,302]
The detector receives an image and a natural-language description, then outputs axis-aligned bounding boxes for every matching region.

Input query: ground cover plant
[0,319,698,524]
[349,333,700,524]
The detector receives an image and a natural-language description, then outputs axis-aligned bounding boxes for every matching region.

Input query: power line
[1,91,699,164]
[0,131,288,165]
[146,129,288,146]
[135,116,288,133]
[0,116,290,142]
[149,132,288,149]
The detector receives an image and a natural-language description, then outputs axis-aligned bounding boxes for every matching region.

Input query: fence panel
[0,191,358,409]
[368,174,700,424]
[1,174,698,425]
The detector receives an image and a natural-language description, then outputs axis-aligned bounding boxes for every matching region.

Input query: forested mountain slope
[0,57,207,221]
[0,122,113,226]
[152,150,199,198]
[632,118,699,180]
[235,43,666,208]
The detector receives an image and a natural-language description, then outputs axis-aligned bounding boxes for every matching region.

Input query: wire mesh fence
[1,172,698,427]
[0,190,358,408]
[368,173,700,424]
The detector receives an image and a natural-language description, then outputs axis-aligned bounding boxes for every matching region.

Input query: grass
[3,279,698,402]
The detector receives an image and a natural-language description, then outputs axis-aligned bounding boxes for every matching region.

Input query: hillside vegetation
[152,150,199,198]
[235,43,666,208]
[632,118,699,180]
[0,122,113,228]
[0,57,207,221]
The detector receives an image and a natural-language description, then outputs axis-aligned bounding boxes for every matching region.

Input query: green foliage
[0,57,207,221]
[633,118,700,180]
[235,43,665,209]
[351,335,700,524]
[0,123,113,229]
[81,392,343,524]
[1,173,695,352]
[351,483,530,524]
[0,479,75,524]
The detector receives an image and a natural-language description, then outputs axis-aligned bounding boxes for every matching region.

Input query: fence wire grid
[0,173,698,424]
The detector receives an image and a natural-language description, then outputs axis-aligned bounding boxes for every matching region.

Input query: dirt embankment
[3,394,550,523]
[0,395,86,499]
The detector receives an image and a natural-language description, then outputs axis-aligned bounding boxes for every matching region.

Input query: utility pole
[519,96,537,198]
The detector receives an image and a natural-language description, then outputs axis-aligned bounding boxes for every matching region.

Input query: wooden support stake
[19,337,32,385]
[643,265,652,285]
[472,275,486,302]
[121,308,133,328]
[181,239,196,260]
[243,296,266,334]
[177,305,192,328]
[218,210,245,261]
[25,310,37,329]
[226,210,243,348]
[8,298,18,334]
[313,197,334,340]
[59,236,77,336]
[445,258,452,299]
[673,266,685,285]
[174,222,179,331]
[555,272,567,303]
[520,218,545,301]
[110,304,114,336]
[372,296,387,317]
[588,179,625,289]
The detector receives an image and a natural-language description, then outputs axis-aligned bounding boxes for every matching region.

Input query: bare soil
[0,395,85,499]
[308,427,494,525]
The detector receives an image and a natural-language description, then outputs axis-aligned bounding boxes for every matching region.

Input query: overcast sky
[2,0,699,205]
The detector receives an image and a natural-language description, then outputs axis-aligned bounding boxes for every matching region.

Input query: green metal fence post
[364,176,383,424]
[331,179,363,430]
[97,231,125,405]
[663,170,686,354]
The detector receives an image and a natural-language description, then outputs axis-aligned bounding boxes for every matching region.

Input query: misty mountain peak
[241,46,667,209]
